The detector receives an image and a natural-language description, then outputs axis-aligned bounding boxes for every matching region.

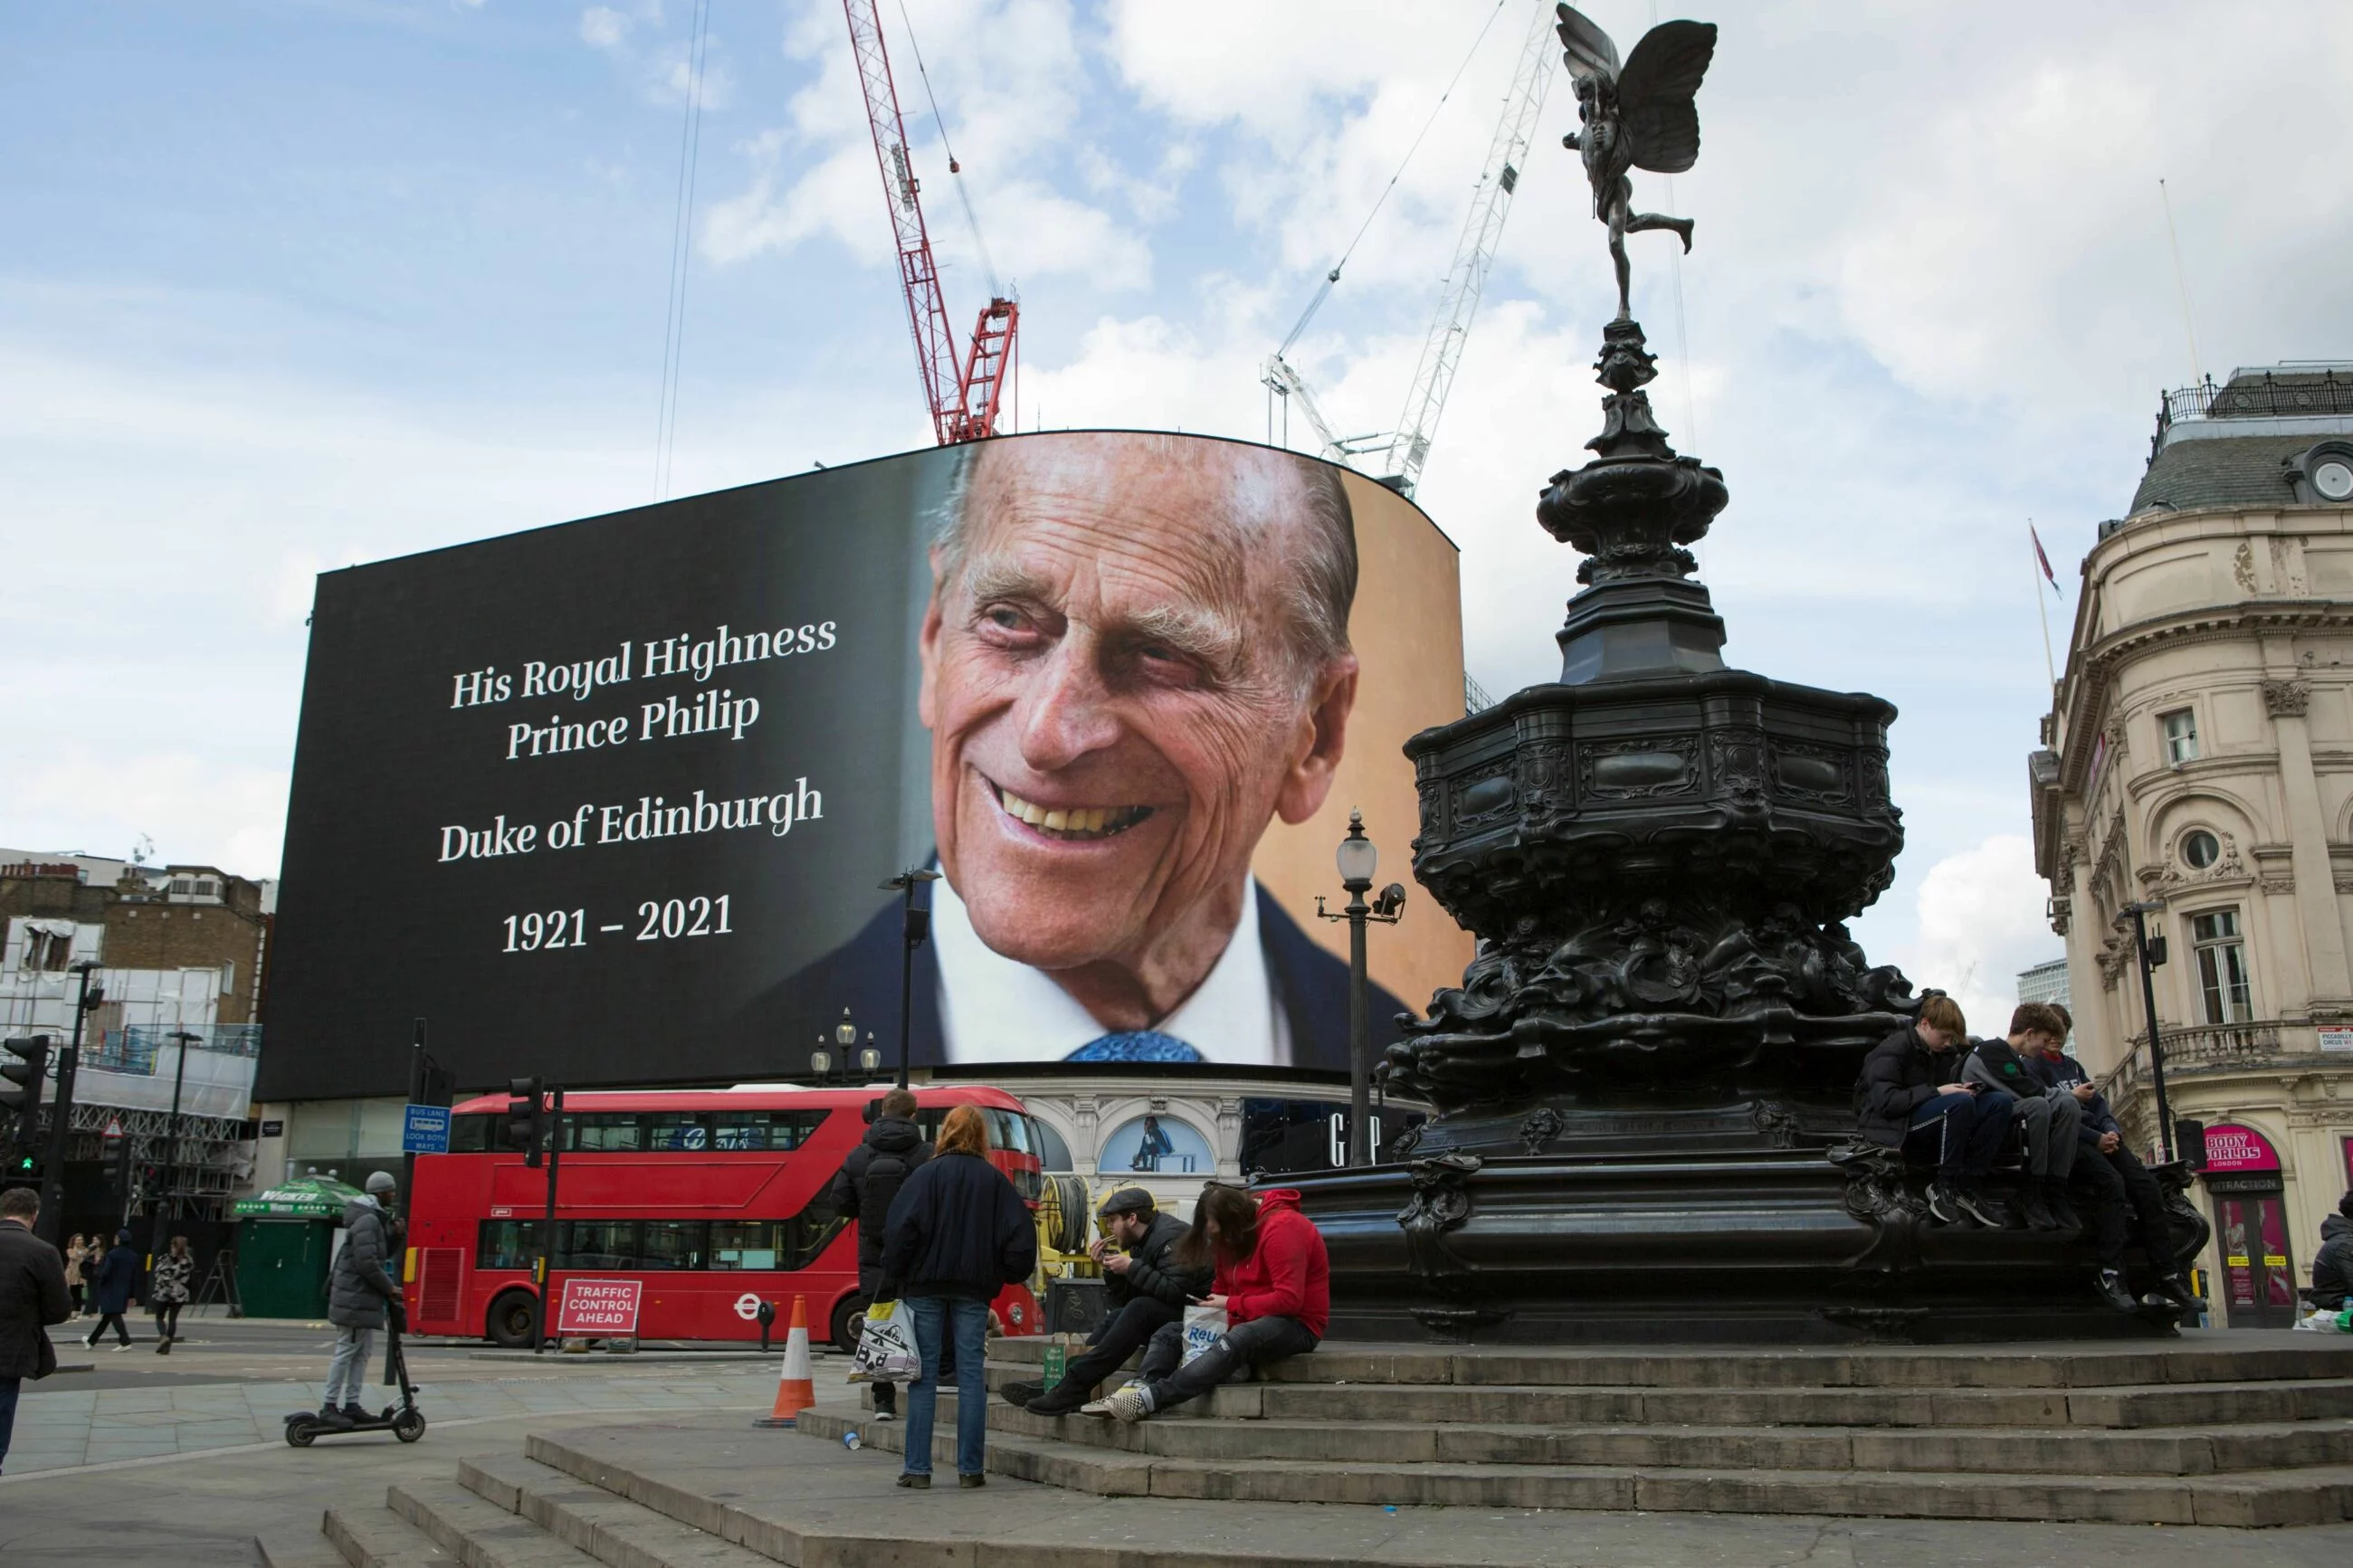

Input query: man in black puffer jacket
[1854,993,2015,1229]
[828,1088,930,1418]
[1004,1186,1210,1417]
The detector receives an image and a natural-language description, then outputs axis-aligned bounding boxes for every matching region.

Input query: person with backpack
[827,1088,931,1421]
[877,1104,1037,1488]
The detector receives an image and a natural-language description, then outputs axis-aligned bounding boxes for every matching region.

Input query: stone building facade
[2030,364,2353,1326]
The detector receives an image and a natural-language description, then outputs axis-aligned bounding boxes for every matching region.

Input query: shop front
[2200,1122,2297,1328]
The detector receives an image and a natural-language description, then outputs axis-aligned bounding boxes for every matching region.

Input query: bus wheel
[830,1294,868,1354]
[485,1289,538,1349]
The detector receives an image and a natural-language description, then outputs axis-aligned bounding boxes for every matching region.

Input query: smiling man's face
[918,434,1358,1022]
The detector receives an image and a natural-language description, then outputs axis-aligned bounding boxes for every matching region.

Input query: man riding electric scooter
[285,1170,424,1445]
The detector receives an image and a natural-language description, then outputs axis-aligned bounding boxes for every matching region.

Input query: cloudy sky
[6,0,2350,1029]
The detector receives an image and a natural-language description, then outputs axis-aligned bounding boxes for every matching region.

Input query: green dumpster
[233,1175,362,1319]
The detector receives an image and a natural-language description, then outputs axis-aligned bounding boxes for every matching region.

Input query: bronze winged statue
[1556,5,1716,320]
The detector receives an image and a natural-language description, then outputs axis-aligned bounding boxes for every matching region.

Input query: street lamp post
[880,869,941,1089]
[164,1029,200,1223]
[1316,811,1406,1166]
[2121,900,2177,1164]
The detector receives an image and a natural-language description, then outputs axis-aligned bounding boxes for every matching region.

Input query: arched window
[1031,1117,1075,1172]
[1100,1114,1214,1176]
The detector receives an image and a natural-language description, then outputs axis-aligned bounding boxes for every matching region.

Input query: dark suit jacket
[743,882,1412,1074]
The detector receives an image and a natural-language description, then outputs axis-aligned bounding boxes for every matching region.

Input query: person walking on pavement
[878,1104,1038,1489]
[1,1186,72,1476]
[85,1229,138,1350]
[826,1088,931,1422]
[321,1171,400,1427]
[63,1233,86,1317]
[148,1234,194,1354]
[1003,1187,1209,1417]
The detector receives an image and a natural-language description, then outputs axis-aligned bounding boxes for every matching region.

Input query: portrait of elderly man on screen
[768,432,1408,1071]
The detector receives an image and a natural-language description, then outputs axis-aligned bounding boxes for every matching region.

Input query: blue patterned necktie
[1066,1031,1202,1063]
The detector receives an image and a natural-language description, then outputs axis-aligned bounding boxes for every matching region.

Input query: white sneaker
[1106,1385,1154,1424]
[115,1342,137,1353]
[1079,1379,1146,1418]
[871,1409,897,1422]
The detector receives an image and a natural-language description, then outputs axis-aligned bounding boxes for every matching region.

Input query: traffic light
[506,1077,546,1167]
[2,1036,50,1156]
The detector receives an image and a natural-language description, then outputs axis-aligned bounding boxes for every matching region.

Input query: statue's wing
[1616,20,1717,174]
[1554,3,1618,81]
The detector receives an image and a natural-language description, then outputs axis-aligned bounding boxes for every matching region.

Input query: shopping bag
[1178,1302,1228,1367]
[851,1299,922,1383]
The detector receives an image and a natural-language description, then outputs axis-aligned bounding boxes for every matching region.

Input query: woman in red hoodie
[1099,1183,1328,1423]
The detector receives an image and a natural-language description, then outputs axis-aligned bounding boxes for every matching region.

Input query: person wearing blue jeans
[901,1295,990,1481]
[1855,993,2016,1229]
[876,1105,1038,1488]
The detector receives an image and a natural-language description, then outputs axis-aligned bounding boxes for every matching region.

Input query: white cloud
[580,6,630,49]
[1886,835,2062,1039]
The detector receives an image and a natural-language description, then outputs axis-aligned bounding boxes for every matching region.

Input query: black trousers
[2072,1142,2172,1273]
[153,1302,182,1339]
[1053,1296,1180,1397]
[86,1312,130,1346]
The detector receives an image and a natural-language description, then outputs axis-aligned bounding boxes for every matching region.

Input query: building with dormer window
[2030,363,2353,1326]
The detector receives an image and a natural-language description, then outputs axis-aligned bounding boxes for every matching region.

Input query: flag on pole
[2029,524,2062,594]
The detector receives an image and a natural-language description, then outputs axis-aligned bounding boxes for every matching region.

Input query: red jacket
[1214,1189,1329,1339]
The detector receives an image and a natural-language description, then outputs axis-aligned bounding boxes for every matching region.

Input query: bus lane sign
[554,1278,644,1336]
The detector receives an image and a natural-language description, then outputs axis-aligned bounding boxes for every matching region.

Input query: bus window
[478,1220,541,1270]
[710,1109,823,1152]
[710,1221,782,1269]
[563,1218,636,1268]
[984,1109,1034,1155]
[638,1221,709,1269]
[645,1112,710,1151]
[449,1113,496,1153]
[567,1114,644,1153]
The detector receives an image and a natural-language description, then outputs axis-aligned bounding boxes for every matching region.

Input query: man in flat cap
[1003,1185,1208,1418]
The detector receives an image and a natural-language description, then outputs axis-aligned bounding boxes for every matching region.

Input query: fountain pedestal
[1282,319,2205,1343]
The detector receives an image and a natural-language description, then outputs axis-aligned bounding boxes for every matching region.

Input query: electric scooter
[284,1306,427,1447]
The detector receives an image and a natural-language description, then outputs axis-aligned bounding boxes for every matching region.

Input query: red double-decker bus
[402,1084,1045,1349]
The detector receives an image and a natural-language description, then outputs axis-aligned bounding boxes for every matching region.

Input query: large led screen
[262,432,1472,1098]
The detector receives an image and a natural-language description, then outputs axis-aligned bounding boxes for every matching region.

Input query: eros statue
[1555,5,1716,319]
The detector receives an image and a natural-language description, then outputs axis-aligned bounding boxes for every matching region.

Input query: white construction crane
[1263,0,1557,498]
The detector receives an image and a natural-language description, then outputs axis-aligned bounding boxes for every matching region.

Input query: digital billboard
[261,432,1472,1098]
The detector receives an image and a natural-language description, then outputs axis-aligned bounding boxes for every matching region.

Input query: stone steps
[964,1367,2353,1429]
[991,1335,2353,1389]
[967,1402,2353,1476]
[797,1407,2353,1526]
[457,1452,778,1568]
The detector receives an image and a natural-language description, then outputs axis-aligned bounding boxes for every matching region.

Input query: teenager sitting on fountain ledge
[1961,1003,2083,1232]
[1855,993,2018,1229]
[1090,1183,1327,1425]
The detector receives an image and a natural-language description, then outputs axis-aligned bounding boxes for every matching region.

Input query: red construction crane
[842,0,1018,445]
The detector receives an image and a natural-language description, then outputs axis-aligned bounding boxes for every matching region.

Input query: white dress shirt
[930,870,1291,1067]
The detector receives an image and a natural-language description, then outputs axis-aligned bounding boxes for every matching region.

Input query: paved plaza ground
[8,1316,2353,1567]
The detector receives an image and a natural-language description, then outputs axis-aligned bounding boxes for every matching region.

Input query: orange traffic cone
[753,1295,816,1429]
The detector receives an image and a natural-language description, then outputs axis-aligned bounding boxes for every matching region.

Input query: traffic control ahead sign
[554,1278,643,1336]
